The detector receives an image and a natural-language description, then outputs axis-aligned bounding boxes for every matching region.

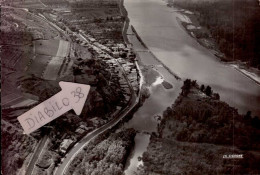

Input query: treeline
[160,79,260,149]
[70,0,119,10]
[140,79,260,175]
[173,0,260,69]
[181,79,219,99]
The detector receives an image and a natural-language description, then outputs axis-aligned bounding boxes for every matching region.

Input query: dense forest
[161,79,260,149]
[173,0,260,69]
[67,129,136,175]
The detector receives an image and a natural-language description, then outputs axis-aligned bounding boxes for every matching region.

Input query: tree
[17,157,24,169]
[191,80,197,86]
[73,66,82,75]
[205,86,212,96]
[251,116,260,129]
[200,84,205,91]
[215,93,220,100]
[244,111,252,121]
[120,52,127,58]
[181,79,191,96]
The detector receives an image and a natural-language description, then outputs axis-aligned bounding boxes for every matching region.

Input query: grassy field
[34,40,60,56]
[27,54,52,77]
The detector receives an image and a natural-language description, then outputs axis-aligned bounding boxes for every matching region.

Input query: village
[54,30,140,157]
[31,20,141,174]
[1,0,142,174]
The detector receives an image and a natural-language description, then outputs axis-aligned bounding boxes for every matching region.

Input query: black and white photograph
[1,0,260,174]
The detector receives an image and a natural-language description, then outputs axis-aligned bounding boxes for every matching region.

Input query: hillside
[171,0,260,69]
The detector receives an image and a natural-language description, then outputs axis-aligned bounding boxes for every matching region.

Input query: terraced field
[4,0,47,8]
[2,39,71,110]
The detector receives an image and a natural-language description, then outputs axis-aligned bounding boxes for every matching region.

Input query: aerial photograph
[1,0,260,174]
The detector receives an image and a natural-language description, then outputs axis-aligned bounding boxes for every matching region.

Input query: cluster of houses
[57,31,140,155]
[105,58,131,102]
[59,124,92,154]
[56,34,140,155]
[74,30,139,96]
[35,11,141,155]
[117,58,139,92]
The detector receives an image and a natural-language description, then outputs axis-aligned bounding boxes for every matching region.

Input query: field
[3,0,47,8]
[34,40,61,56]
[1,2,72,116]
[27,55,52,77]
[1,6,69,109]
[29,40,71,80]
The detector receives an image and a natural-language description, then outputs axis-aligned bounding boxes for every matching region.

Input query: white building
[60,139,73,153]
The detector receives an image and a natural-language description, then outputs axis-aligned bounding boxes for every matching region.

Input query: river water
[124,0,260,116]
[124,25,182,174]
[123,0,260,174]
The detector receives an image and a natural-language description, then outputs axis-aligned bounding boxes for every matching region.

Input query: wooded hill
[173,0,260,69]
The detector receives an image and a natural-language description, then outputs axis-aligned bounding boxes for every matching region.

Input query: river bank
[122,12,182,175]
[170,5,260,86]
[131,26,181,81]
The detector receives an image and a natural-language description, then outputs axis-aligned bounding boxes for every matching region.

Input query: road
[55,47,139,175]
[54,66,138,175]
[54,16,140,174]
[54,90,138,175]
[25,135,48,175]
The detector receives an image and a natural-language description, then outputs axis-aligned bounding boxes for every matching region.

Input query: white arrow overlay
[18,82,91,134]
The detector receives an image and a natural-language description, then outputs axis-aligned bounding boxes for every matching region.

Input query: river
[124,0,260,116]
[123,0,260,174]
[124,25,182,174]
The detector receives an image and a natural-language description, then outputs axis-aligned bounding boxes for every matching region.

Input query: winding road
[25,135,48,175]
[54,29,140,175]
[54,90,138,175]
